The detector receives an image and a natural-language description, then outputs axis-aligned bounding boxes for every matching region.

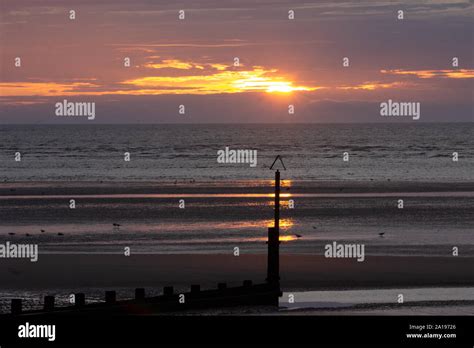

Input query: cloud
[381,69,474,79]
[0,82,101,97]
[110,42,253,49]
[123,65,319,94]
[0,63,319,97]
[336,81,412,90]
[144,59,197,70]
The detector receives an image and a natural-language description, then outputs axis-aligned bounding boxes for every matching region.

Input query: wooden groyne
[6,281,281,317]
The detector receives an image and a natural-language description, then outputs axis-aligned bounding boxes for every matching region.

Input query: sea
[1,123,473,182]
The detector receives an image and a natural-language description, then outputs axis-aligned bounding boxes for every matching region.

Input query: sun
[265,82,295,93]
[265,81,316,93]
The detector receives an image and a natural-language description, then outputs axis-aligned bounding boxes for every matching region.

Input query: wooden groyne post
[267,156,285,287]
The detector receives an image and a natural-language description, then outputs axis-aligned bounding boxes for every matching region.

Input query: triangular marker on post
[269,155,286,171]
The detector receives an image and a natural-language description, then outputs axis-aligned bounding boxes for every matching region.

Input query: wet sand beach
[1,181,473,255]
[1,180,472,314]
[2,254,473,291]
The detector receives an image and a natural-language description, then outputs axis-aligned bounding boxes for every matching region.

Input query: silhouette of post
[163,286,174,296]
[75,293,85,307]
[44,296,55,311]
[135,288,145,300]
[11,299,22,315]
[274,169,280,230]
[267,168,281,285]
[243,280,253,287]
[105,291,116,304]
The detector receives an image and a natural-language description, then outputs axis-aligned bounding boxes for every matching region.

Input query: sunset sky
[0,0,472,123]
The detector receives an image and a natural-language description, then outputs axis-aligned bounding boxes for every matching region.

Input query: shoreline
[1,180,473,198]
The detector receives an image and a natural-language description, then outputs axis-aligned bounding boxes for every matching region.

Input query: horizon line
[1,121,473,126]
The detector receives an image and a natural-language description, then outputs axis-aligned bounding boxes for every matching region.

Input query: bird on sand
[8,232,15,236]
[378,233,385,237]
[312,226,317,230]
[294,234,302,238]
[40,229,45,233]
[25,233,31,237]
[57,233,64,236]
